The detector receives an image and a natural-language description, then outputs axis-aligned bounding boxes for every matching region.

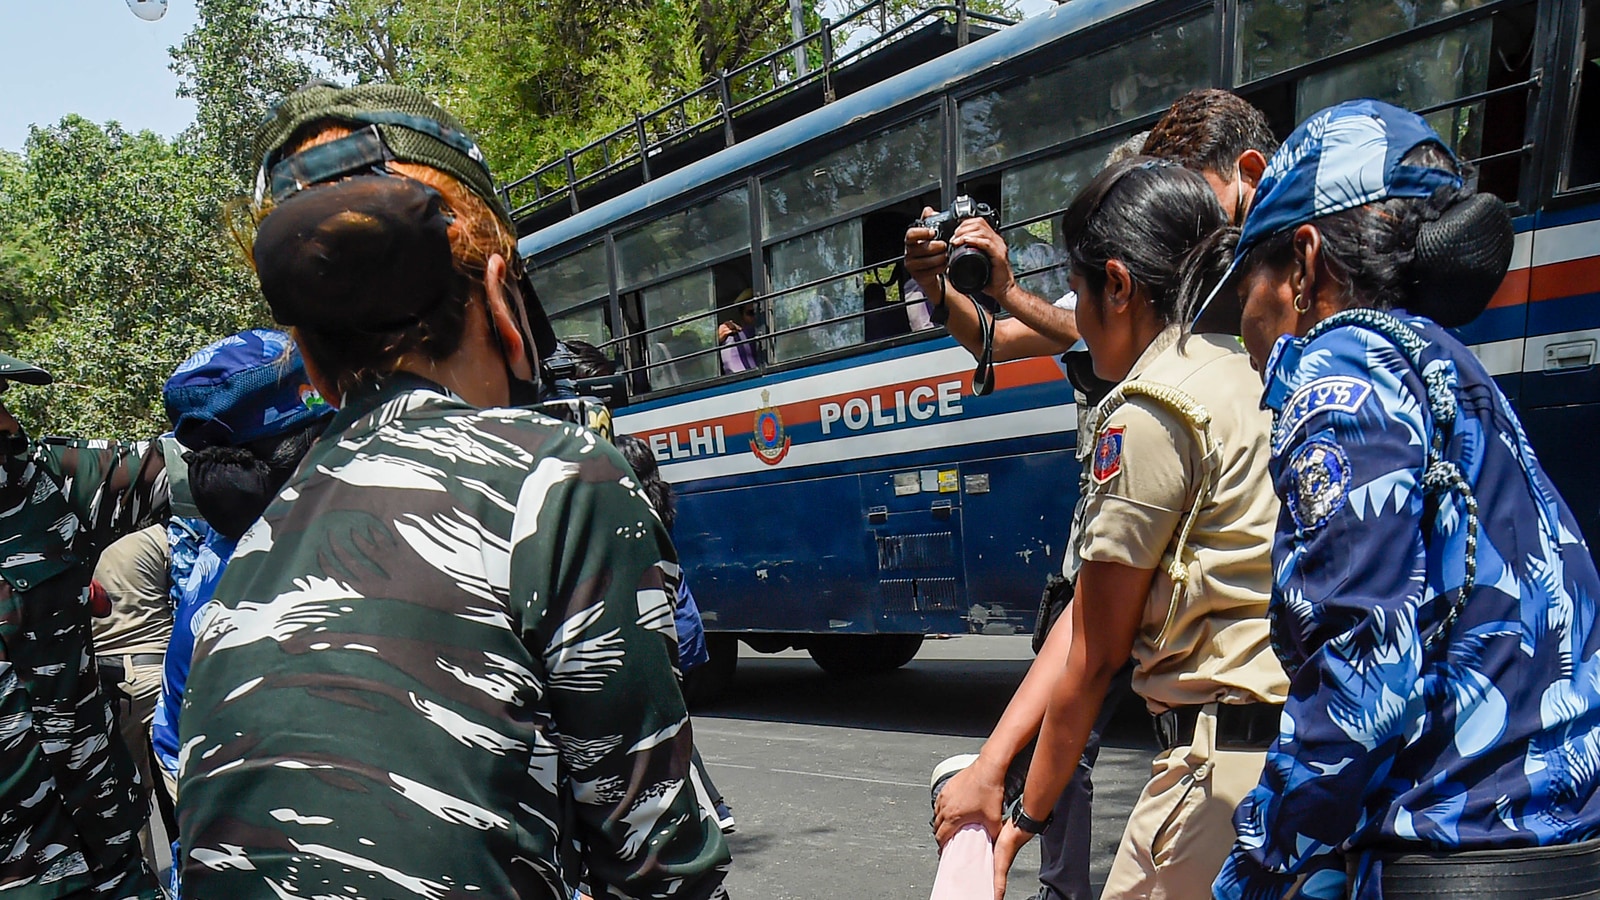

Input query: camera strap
[969,285,997,397]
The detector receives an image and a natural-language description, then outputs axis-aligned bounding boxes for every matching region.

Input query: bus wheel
[684,634,738,708]
[806,634,925,677]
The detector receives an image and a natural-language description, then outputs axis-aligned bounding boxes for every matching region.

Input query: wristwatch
[1010,802,1054,835]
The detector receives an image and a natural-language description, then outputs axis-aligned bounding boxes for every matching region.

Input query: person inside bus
[904,89,1276,366]
[718,289,760,373]
[175,82,730,900]
[986,157,1288,900]
[1192,99,1600,900]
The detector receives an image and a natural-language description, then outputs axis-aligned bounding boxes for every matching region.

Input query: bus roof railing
[500,0,1016,223]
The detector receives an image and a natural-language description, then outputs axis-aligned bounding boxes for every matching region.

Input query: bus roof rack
[502,0,1014,234]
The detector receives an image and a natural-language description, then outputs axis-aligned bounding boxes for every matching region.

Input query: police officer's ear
[1102,259,1137,313]
[483,253,535,383]
[1290,224,1326,315]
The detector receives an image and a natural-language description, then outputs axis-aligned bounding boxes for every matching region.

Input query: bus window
[1567,0,1600,190]
[1297,19,1493,161]
[767,218,865,362]
[551,303,611,345]
[1293,5,1534,202]
[762,113,941,242]
[614,188,751,289]
[959,13,1214,173]
[638,269,719,388]
[1237,0,1491,84]
[530,242,613,345]
[997,133,1128,301]
[622,260,754,391]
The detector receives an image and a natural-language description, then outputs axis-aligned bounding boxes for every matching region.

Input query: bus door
[860,465,967,634]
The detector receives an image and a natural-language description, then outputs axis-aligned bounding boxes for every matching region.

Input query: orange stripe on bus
[1531,256,1600,304]
[1487,268,1530,309]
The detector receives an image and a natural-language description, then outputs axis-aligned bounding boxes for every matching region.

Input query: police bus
[512,0,1600,688]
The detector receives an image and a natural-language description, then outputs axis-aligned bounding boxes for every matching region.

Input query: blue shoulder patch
[1273,375,1374,454]
[1287,437,1352,533]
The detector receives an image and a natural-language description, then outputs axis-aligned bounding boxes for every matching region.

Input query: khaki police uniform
[91,523,172,870]
[1075,325,1288,900]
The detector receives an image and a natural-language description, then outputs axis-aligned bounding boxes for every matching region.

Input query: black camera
[919,195,1000,299]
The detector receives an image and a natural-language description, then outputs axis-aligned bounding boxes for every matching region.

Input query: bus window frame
[1552,0,1600,201]
[529,238,610,319]
[611,183,756,294]
[1228,0,1546,209]
[753,103,947,242]
[951,5,1220,177]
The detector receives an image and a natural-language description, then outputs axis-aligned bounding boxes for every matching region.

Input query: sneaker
[714,801,737,833]
[929,753,979,806]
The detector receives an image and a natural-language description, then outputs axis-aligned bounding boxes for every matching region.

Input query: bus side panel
[674,474,878,634]
[957,447,1081,632]
[1519,205,1600,549]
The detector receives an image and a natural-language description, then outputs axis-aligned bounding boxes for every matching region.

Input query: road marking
[768,767,924,788]
[706,760,924,788]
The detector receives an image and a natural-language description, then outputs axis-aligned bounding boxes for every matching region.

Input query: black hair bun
[1406,192,1514,328]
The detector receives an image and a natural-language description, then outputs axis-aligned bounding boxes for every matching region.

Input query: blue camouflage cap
[1192,99,1463,334]
[163,329,333,449]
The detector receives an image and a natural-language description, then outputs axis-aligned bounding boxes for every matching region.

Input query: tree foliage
[3,118,264,436]
[1,0,1019,436]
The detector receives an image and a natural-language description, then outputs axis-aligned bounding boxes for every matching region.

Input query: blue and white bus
[514,0,1600,683]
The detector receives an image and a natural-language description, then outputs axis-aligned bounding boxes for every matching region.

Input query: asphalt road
[694,635,1157,900]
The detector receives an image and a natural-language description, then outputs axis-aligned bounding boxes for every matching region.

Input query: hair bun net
[1406,192,1514,328]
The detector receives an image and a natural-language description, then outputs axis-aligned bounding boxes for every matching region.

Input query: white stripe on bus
[659,402,1080,483]
[1468,338,1525,378]
[616,345,984,433]
[1531,219,1600,269]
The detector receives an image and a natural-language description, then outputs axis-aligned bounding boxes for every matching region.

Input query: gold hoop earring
[1293,292,1310,313]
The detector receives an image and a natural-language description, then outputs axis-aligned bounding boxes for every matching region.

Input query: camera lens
[947,246,991,296]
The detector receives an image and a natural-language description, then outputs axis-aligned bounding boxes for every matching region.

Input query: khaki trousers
[105,657,164,874]
[1103,704,1267,900]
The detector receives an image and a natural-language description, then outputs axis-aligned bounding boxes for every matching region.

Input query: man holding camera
[904,89,1276,366]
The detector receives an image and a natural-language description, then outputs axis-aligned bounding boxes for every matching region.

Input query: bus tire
[684,634,738,708]
[806,634,925,677]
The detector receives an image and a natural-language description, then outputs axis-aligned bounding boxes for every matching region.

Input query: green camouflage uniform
[0,437,167,900]
[178,375,730,900]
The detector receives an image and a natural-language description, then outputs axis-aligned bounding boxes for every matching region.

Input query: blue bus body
[519,0,1600,649]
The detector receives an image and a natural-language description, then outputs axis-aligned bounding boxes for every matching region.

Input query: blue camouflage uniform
[1213,312,1600,900]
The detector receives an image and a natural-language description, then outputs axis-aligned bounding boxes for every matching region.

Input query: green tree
[5,118,264,436]
[0,150,49,334]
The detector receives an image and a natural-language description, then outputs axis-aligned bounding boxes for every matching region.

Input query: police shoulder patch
[1287,437,1352,533]
[1274,375,1374,454]
[1092,425,1125,484]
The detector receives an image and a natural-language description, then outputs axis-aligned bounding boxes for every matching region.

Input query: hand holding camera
[903,196,1013,312]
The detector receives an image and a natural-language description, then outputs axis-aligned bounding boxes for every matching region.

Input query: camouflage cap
[251,82,512,231]
[0,351,51,385]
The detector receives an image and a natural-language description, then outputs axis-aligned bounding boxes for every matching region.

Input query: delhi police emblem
[1092,425,1125,484]
[1288,438,1351,532]
[750,389,791,466]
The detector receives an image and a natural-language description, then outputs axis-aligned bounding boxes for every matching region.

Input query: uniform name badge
[1092,425,1125,484]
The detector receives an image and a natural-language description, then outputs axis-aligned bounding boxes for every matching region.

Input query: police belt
[1151,702,1280,751]
[97,652,164,669]
[1350,836,1600,899]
